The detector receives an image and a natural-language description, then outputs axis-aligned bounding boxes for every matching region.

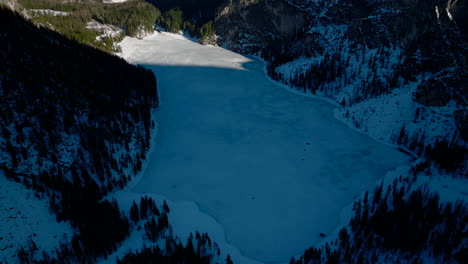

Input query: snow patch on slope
[334,80,460,147]
[0,172,73,263]
[118,31,248,69]
[276,56,324,81]
[29,9,69,16]
[103,0,129,3]
[86,19,124,40]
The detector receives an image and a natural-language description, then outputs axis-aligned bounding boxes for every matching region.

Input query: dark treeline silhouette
[156,7,215,41]
[290,175,468,264]
[395,123,467,174]
[145,0,226,25]
[117,232,224,264]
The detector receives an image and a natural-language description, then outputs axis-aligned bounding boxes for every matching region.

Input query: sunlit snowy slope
[119,32,410,263]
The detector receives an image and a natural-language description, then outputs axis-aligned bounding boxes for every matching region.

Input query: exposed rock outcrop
[215,0,306,53]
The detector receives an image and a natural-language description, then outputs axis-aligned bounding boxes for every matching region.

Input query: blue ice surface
[132,47,409,263]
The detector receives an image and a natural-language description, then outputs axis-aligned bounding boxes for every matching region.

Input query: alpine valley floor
[119,32,410,263]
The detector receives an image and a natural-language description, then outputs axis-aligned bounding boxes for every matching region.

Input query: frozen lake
[120,32,409,263]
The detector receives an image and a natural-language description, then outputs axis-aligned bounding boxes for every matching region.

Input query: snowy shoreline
[243,54,420,160]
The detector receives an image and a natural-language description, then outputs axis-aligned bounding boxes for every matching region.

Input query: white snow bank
[334,80,460,147]
[103,0,128,3]
[29,9,69,16]
[118,32,248,69]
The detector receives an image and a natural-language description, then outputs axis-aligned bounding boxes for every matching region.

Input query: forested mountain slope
[289,173,468,264]
[0,6,158,198]
[0,6,156,261]
[145,0,225,24]
[18,0,161,51]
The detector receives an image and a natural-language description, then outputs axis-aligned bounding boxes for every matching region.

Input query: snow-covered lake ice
[119,32,409,263]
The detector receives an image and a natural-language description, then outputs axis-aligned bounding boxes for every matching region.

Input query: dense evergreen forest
[18,0,160,51]
[17,0,216,50]
[290,172,468,264]
[116,231,223,264]
[0,5,154,261]
[156,7,215,42]
[145,0,225,25]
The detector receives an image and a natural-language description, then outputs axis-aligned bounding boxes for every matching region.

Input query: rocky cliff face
[215,0,307,54]
[0,0,28,16]
[215,0,467,172]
